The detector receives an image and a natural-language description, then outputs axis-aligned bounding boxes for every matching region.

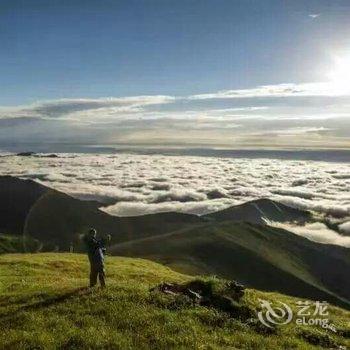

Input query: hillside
[0,176,314,252]
[2,175,350,309]
[0,253,349,349]
[111,222,350,309]
[0,176,203,250]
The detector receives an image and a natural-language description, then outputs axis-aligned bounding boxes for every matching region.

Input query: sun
[327,54,350,92]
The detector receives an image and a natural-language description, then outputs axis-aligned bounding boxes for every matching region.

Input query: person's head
[88,228,97,238]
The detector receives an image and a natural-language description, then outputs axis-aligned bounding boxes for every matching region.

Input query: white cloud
[149,189,207,203]
[271,222,350,248]
[309,14,320,19]
[102,199,234,216]
[274,195,350,217]
[248,127,332,136]
[0,96,175,120]
[188,82,350,100]
[339,221,350,235]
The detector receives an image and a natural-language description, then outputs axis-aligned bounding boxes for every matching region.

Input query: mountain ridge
[0,176,203,249]
[0,176,312,243]
[1,175,350,308]
[203,197,312,224]
[110,220,350,309]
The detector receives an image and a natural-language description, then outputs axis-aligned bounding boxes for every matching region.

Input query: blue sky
[1,0,350,149]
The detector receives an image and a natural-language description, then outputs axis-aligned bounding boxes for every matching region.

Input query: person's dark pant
[90,264,105,288]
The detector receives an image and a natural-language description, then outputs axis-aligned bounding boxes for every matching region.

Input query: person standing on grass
[83,228,108,288]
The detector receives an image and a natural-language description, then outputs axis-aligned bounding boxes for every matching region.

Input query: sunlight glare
[328,54,350,93]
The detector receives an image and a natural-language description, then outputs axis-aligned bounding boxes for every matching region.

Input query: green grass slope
[111,222,350,309]
[0,253,349,349]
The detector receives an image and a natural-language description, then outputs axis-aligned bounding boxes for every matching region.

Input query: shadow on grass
[0,287,91,322]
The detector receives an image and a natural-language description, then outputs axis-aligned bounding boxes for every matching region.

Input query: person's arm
[98,235,111,255]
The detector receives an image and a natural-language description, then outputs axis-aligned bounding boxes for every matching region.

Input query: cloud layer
[1,153,349,221]
[0,81,350,148]
[188,82,350,100]
[271,222,350,247]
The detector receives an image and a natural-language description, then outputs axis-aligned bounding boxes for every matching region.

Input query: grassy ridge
[111,221,350,309]
[0,253,349,349]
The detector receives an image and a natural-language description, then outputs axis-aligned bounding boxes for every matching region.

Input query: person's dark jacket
[84,235,105,267]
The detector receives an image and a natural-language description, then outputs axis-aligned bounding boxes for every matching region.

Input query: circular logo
[257,299,293,328]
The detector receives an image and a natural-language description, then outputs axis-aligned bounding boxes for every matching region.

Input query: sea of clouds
[1,153,350,240]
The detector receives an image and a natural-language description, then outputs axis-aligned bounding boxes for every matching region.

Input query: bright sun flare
[328,54,350,91]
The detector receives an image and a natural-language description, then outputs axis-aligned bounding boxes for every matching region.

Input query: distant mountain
[0,176,203,250]
[0,176,313,251]
[111,221,350,308]
[204,198,312,224]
